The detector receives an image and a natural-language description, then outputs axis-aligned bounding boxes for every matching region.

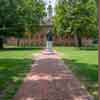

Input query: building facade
[5,0,93,47]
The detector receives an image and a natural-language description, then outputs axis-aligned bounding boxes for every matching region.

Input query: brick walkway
[14,50,92,100]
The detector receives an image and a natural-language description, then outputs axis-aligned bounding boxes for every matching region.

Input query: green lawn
[0,46,98,99]
[0,47,41,100]
[55,47,98,100]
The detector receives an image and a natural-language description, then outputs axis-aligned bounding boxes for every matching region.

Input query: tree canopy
[0,0,46,48]
[53,0,98,46]
[0,0,46,37]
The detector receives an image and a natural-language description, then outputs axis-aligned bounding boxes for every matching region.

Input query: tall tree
[54,0,98,47]
[0,0,46,48]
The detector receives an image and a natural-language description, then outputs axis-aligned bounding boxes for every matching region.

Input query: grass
[0,47,41,100]
[0,46,98,99]
[55,46,98,100]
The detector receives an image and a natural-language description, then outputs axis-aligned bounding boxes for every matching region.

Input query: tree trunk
[76,33,82,47]
[17,38,20,47]
[0,37,3,49]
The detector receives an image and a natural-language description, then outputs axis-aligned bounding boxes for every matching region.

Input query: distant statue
[46,29,53,52]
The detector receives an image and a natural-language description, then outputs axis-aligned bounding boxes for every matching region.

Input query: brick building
[5,0,93,47]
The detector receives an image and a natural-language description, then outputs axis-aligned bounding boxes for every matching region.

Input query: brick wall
[5,34,93,47]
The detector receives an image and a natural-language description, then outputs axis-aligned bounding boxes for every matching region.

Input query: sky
[44,0,56,7]
[44,0,56,15]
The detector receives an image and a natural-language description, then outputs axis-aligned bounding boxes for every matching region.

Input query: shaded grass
[0,48,41,100]
[0,46,42,51]
[55,47,98,100]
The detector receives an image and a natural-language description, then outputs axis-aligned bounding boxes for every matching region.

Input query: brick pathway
[14,50,92,100]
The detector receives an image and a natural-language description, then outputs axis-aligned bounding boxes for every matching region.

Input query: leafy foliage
[53,0,98,38]
[0,0,46,37]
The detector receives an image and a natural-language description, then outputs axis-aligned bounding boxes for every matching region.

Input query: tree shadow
[62,58,98,100]
[63,59,98,81]
[14,57,92,100]
[0,58,32,100]
[79,46,98,51]
[0,47,43,51]
[0,56,97,100]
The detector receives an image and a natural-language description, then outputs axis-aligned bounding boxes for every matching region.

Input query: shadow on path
[62,58,98,100]
[14,52,92,100]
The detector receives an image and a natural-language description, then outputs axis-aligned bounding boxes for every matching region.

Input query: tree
[0,0,46,48]
[54,0,98,47]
